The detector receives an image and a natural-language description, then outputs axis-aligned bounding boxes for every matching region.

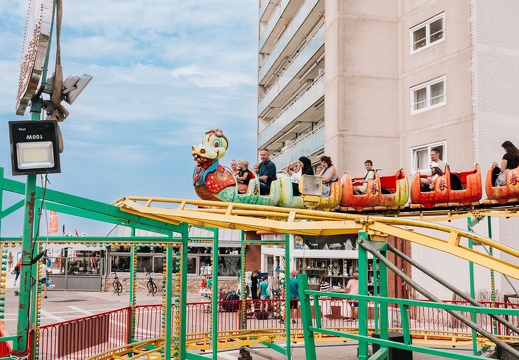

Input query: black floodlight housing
[9,120,61,176]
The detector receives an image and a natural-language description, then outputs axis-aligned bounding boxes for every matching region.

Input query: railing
[37,307,129,360]
[1,297,517,358]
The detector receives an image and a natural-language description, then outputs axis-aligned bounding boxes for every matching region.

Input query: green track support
[357,231,369,360]
[211,228,218,360]
[298,274,316,360]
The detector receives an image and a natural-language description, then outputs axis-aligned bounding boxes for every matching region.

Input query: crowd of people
[229,139,519,197]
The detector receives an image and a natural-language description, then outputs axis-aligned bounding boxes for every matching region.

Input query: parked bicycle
[112,272,123,295]
[146,272,158,296]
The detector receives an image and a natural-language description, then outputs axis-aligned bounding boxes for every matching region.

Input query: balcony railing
[258,73,324,147]
[258,23,324,115]
[259,0,320,79]
[271,124,324,167]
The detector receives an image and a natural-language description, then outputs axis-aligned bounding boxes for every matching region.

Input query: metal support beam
[360,240,519,359]
[387,243,519,335]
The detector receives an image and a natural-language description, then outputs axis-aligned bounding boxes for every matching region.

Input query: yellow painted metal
[85,327,519,360]
[115,196,519,279]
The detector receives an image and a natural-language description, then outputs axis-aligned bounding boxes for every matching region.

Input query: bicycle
[146,272,158,296]
[112,272,123,295]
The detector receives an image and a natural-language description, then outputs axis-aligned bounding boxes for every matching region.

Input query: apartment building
[257,0,519,298]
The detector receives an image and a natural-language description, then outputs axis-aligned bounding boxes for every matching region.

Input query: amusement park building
[256,0,519,298]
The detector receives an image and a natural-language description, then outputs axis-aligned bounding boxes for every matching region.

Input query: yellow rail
[115,196,519,279]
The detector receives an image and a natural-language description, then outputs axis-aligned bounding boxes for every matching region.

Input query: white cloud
[0,0,259,236]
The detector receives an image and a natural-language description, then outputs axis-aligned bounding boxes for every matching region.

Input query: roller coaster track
[87,328,519,360]
[114,196,519,279]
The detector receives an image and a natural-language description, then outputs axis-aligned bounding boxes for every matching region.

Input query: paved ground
[2,271,482,359]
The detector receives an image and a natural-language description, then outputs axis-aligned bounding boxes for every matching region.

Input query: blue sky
[0,1,259,236]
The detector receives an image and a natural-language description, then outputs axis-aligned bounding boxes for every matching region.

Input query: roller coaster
[192,130,519,214]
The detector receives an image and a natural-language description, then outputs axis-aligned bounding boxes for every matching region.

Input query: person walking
[259,276,269,312]
[7,252,13,272]
[251,270,259,310]
[281,270,299,324]
[13,260,21,286]
[41,260,49,298]
[346,272,359,320]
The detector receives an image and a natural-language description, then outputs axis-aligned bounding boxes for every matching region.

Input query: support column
[357,231,369,360]
[211,228,219,360]
[177,226,188,360]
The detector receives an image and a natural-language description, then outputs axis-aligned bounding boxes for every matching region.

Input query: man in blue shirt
[258,149,276,195]
[281,270,299,324]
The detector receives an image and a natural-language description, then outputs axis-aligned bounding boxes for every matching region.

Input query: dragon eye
[213,140,220,148]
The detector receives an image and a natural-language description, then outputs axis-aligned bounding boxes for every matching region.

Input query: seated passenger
[229,159,239,175]
[495,140,519,187]
[317,155,338,197]
[258,149,276,195]
[420,147,446,189]
[421,162,443,192]
[252,162,260,174]
[353,160,375,195]
[236,159,251,194]
[287,161,302,183]
[288,156,314,196]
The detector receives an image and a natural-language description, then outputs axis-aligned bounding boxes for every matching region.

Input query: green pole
[298,273,316,360]
[357,231,369,360]
[15,174,36,356]
[487,216,497,335]
[467,217,477,355]
[378,249,389,341]
[30,200,43,360]
[211,228,219,360]
[15,1,56,355]
[178,226,188,360]
[285,233,291,359]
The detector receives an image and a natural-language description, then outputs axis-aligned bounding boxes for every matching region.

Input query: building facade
[257,0,519,298]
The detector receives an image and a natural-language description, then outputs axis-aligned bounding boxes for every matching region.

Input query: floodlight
[62,74,92,104]
[9,120,61,176]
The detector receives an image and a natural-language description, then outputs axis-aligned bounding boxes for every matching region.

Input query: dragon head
[192,129,228,165]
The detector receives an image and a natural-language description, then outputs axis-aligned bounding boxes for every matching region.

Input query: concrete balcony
[259,0,322,78]
[258,24,324,115]
[258,73,324,148]
[271,125,324,167]
[259,0,280,22]
[259,0,306,54]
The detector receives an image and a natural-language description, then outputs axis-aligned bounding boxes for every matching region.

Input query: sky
[0,0,259,236]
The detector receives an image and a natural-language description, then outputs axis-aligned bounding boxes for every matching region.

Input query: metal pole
[15,0,56,356]
[164,243,173,360]
[357,232,369,360]
[284,233,291,359]
[388,243,519,336]
[487,216,498,335]
[178,226,188,360]
[360,239,519,358]
[128,232,136,342]
[240,231,246,330]
[466,218,478,355]
[211,228,219,360]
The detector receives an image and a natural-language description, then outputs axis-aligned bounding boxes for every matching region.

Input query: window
[411,142,446,173]
[410,13,444,53]
[410,77,446,114]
